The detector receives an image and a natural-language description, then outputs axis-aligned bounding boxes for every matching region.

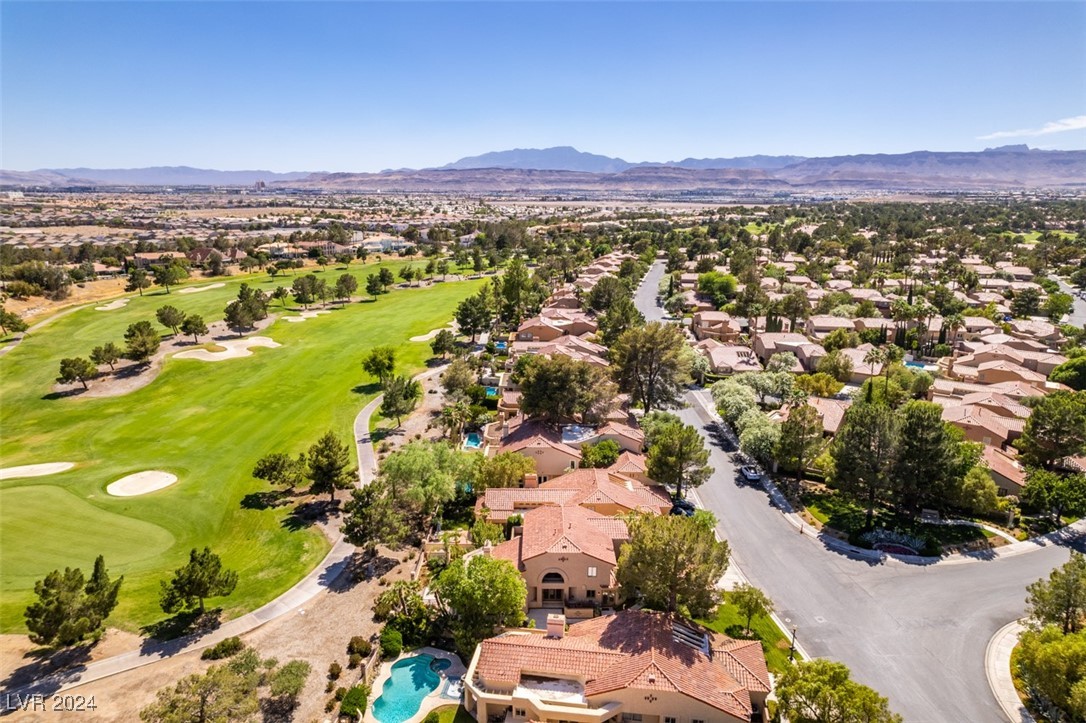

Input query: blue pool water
[371,655,452,723]
[485,386,499,397]
[904,361,926,369]
[463,433,483,449]
[494,341,507,350]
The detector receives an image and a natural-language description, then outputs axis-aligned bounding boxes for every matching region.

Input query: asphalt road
[1053,275,1086,328]
[634,261,1084,722]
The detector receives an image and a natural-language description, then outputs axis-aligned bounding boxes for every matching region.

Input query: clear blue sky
[3,1,1084,172]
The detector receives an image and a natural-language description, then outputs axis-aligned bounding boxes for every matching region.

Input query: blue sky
[3,2,1084,171]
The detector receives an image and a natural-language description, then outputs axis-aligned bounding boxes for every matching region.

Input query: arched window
[541,572,565,584]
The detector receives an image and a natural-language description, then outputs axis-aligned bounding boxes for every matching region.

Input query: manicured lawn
[433,705,475,723]
[0,261,484,633]
[699,592,798,675]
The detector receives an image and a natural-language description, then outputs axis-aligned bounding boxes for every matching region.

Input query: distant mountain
[439,146,631,173]
[438,146,806,172]
[18,166,316,187]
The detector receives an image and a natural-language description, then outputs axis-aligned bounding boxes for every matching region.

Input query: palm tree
[882,344,904,395]
[944,313,964,346]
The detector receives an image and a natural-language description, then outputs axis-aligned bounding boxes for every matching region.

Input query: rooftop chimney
[523,473,538,489]
[546,613,566,638]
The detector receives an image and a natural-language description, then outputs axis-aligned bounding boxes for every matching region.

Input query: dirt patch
[106,471,178,497]
[0,462,75,480]
[173,336,279,362]
[41,547,416,722]
[5,278,128,324]
[50,317,277,399]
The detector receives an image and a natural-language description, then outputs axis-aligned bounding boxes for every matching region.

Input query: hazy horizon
[3,1,1084,172]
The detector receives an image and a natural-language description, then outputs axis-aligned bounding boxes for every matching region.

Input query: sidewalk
[985,620,1035,723]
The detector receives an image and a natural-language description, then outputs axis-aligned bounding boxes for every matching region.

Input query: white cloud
[978,115,1086,140]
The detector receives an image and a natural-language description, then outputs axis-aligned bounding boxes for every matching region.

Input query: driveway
[636,261,1084,722]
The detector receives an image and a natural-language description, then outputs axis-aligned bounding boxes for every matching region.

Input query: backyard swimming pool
[463,432,483,449]
[371,654,453,723]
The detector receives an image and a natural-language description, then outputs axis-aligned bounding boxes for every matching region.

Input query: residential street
[635,261,1085,722]
[1053,275,1086,327]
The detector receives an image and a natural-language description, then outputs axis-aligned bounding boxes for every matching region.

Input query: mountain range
[2,146,1083,191]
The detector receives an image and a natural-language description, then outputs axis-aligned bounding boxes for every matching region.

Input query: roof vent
[647,673,656,683]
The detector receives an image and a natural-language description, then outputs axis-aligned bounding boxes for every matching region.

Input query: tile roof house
[981,445,1027,496]
[475,468,671,523]
[806,396,853,435]
[693,339,763,375]
[691,311,742,342]
[941,405,1024,448]
[493,416,583,481]
[464,610,771,723]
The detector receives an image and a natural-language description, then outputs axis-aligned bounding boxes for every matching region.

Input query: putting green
[0,262,484,632]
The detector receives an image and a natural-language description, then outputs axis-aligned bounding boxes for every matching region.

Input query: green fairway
[0,262,484,633]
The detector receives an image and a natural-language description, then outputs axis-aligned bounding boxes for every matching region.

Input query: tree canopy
[25,555,122,647]
[611,322,690,414]
[433,554,526,657]
[159,547,238,615]
[776,659,903,723]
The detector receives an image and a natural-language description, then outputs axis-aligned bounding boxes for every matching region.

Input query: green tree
[432,555,526,657]
[646,420,712,499]
[470,519,506,548]
[1011,287,1042,317]
[441,358,475,399]
[711,379,759,425]
[519,355,616,425]
[306,431,355,502]
[581,439,622,468]
[776,659,903,723]
[24,556,122,647]
[795,372,844,397]
[180,314,208,343]
[817,349,854,383]
[497,257,541,324]
[611,322,690,414]
[388,441,473,521]
[152,262,188,294]
[1017,391,1086,468]
[615,513,730,618]
[454,291,493,343]
[57,357,97,390]
[156,305,186,335]
[124,320,161,362]
[341,480,405,554]
[140,657,260,723]
[1051,357,1086,391]
[380,375,422,428]
[125,268,151,296]
[430,328,456,359]
[474,451,535,493]
[731,583,774,635]
[365,273,384,299]
[223,300,255,336]
[1018,625,1086,720]
[160,547,238,615]
[1026,552,1086,634]
[90,342,123,371]
[598,294,645,347]
[823,328,860,352]
[777,403,824,489]
[892,401,969,515]
[1044,291,1075,323]
[737,411,782,465]
[955,466,1002,516]
[1022,468,1086,525]
[362,346,396,386]
[831,402,899,529]
[291,274,318,308]
[252,452,307,492]
[334,273,358,303]
[268,659,311,712]
[0,307,29,335]
[378,267,396,287]
[271,286,290,308]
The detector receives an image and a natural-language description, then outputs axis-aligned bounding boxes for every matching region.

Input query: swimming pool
[463,432,483,449]
[485,386,499,397]
[371,654,453,723]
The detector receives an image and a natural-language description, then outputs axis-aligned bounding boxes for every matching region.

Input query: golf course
[0,261,485,633]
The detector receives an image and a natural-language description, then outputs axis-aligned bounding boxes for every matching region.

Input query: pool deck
[364,647,467,723]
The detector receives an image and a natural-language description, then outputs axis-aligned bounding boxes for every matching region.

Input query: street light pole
[789,625,798,662]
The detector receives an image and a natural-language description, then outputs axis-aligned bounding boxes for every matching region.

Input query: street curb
[985,620,1035,723]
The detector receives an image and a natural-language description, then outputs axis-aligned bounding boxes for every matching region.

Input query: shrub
[328,661,342,680]
[348,653,362,668]
[201,636,243,660]
[339,685,371,718]
[325,681,335,694]
[348,636,372,656]
[380,627,403,658]
[324,700,335,713]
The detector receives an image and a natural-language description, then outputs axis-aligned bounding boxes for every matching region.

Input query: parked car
[670,504,696,517]
[740,466,763,485]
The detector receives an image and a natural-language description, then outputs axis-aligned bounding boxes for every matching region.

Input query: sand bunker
[0,462,76,480]
[95,299,130,311]
[173,336,280,362]
[179,283,226,295]
[107,470,178,496]
[283,310,331,323]
[410,321,457,342]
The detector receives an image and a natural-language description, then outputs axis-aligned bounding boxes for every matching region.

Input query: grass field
[0,261,485,633]
[698,591,798,674]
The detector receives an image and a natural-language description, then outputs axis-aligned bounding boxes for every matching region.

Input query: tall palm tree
[944,313,964,346]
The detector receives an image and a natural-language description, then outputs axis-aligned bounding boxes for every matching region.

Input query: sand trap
[179,283,226,295]
[95,299,130,311]
[173,336,280,362]
[0,462,76,480]
[107,470,178,496]
[410,321,457,342]
[283,310,331,323]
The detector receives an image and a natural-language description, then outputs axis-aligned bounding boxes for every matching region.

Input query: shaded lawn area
[801,490,988,552]
[698,591,797,675]
[0,262,484,633]
[433,705,475,723]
